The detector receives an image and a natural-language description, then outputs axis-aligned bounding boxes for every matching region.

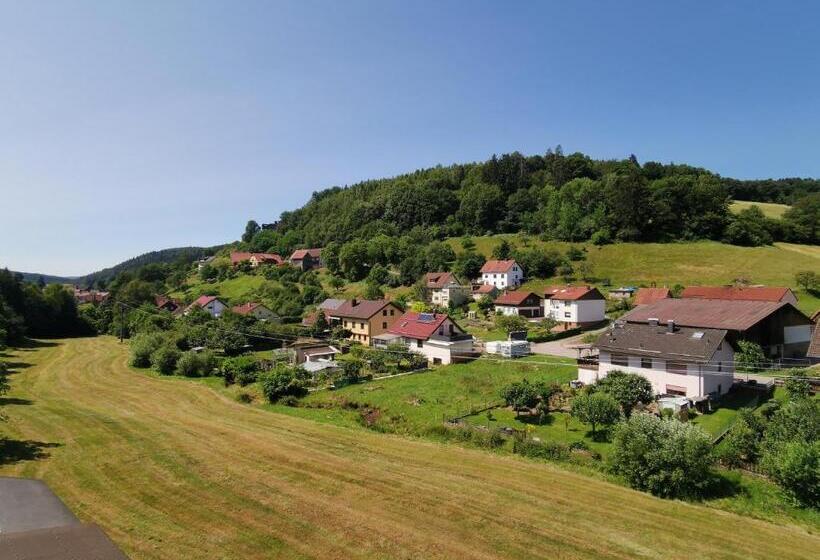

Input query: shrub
[610,413,714,499]
[513,439,570,461]
[221,355,259,386]
[259,365,309,403]
[130,332,165,368]
[150,344,181,375]
[175,350,217,377]
[762,441,819,507]
[784,378,811,401]
[236,392,253,404]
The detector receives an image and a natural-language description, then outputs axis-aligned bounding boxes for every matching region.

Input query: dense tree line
[0,268,92,341]
[245,148,818,252]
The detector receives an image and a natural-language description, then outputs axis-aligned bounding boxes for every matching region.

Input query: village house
[633,287,672,306]
[543,286,606,329]
[288,338,341,365]
[422,272,470,307]
[480,260,523,290]
[608,287,636,300]
[681,285,798,305]
[73,288,110,304]
[289,248,323,270]
[184,295,228,318]
[622,298,813,360]
[231,302,279,322]
[493,290,543,318]
[581,320,735,399]
[196,256,215,270]
[230,252,284,268]
[332,298,403,345]
[301,298,346,327]
[372,312,474,365]
[472,283,499,301]
[155,296,183,314]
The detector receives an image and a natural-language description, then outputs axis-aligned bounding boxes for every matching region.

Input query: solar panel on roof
[418,313,435,323]
[691,332,704,339]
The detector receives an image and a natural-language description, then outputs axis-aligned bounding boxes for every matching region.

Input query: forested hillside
[253,148,818,253]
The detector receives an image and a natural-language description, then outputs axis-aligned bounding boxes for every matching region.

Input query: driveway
[530,328,606,358]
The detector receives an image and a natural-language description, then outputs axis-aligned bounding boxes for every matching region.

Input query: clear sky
[2,1,819,276]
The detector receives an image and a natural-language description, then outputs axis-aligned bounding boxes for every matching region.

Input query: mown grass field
[2,337,818,559]
[450,235,820,315]
[730,199,791,219]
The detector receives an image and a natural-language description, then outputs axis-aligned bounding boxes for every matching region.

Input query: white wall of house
[545,299,605,324]
[402,337,472,365]
[431,285,470,307]
[481,266,523,289]
[580,348,734,398]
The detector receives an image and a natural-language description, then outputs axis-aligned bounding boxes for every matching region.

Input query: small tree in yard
[501,379,540,415]
[795,270,819,292]
[494,314,528,334]
[571,392,620,436]
[735,340,769,374]
[596,371,653,417]
[150,344,181,375]
[476,295,494,315]
[610,413,714,499]
[311,310,329,337]
[716,408,765,467]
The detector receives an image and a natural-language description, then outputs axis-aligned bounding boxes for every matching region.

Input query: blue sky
[1,1,819,275]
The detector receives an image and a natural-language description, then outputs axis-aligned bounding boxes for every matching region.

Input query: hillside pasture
[730,199,791,219]
[3,337,818,559]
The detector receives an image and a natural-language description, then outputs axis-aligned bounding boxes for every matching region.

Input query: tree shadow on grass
[15,339,60,351]
[518,413,556,426]
[0,397,33,406]
[3,361,32,372]
[0,439,61,466]
[695,470,745,502]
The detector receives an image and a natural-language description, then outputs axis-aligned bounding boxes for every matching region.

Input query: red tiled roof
[187,295,221,310]
[634,288,671,306]
[290,248,322,260]
[480,260,517,273]
[232,302,269,315]
[681,286,792,302]
[622,298,796,331]
[544,286,603,301]
[333,299,393,320]
[494,290,541,306]
[388,312,449,340]
[230,252,283,265]
[473,284,497,294]
[424,272,460,289]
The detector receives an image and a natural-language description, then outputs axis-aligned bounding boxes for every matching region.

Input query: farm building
[681,285,798,305]
[623,298,813,360]
[289,248,323,270]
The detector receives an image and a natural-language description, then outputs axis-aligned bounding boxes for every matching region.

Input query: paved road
[0,477,78,534]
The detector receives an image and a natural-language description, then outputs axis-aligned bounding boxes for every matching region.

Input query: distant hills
[12,245,225,287]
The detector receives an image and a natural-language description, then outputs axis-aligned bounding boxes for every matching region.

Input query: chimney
[648,317,659,327]
[667,319,675,333]
[351,298,358,307]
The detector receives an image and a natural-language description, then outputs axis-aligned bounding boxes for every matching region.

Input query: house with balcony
[493,290,543,318]
[580,319,735,399]
[372,312,474,365]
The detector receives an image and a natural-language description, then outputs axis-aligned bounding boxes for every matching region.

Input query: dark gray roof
[595,322,728,362]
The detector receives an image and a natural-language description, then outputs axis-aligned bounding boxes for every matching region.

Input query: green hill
[730,200,791,219]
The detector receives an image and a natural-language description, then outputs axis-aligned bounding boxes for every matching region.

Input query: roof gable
[622,298,809,331]
[334,299,394,319]
[480,260,517,274]
[494,291,541,306]
[544,286,603,301]
[634,288,671,306]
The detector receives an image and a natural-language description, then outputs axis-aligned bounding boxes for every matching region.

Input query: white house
[372,312,474,365]
[423,272,470,307]
[543,286,606,329]
[480,260,523,290]
[184,295,228,318]
[493,291,543,319]
[580,320,735,398]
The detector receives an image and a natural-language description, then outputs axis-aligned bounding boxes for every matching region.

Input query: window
[344,320,348,328]
[390,309,394,316]
[383,310,387,316]
[666,361,688,375]
[665,385,686,396]
[717,362,722,372]
[416,339,423,348]
[641,357,652,369]
[360,322,365,329]
[382,322,387,329]
[611,354,628,367]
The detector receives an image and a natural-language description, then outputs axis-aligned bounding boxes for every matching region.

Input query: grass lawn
[171,273,272,303]
[294,355,577,432]
[2,336,818,558]
[730,199,791,219]
[448,235,820,315]
[690,389,763,438]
